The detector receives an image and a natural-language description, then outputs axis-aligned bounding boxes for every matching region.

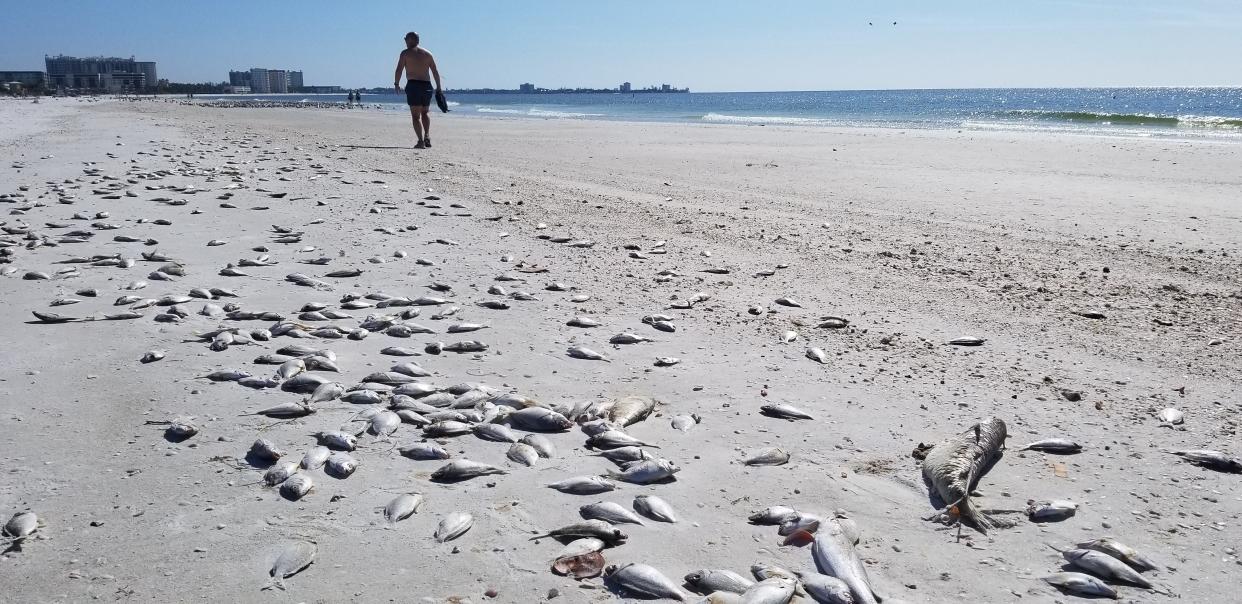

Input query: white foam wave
[701,112,833,126]
[474,106,601,118]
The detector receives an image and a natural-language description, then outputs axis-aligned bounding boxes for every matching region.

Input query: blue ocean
[198,88,1242,138]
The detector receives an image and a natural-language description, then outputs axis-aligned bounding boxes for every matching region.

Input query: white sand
[0,97,1239,602]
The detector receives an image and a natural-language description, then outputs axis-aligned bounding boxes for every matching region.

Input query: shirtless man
[394,32,442,149]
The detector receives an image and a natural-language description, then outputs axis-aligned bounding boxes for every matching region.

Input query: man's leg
[409,106,424,148]
[420,109,431,146]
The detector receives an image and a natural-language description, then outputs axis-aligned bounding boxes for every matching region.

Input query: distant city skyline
[2,1,1240,91]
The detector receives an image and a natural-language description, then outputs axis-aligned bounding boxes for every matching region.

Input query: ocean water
[197,88,1242,138]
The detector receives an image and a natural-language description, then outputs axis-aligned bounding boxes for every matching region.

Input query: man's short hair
[405,32,420,44]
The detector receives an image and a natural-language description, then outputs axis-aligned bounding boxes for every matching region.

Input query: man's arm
[393,52,405,92]
[429,54,442,90]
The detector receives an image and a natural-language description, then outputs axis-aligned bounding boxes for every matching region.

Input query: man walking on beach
[394,31,442,149]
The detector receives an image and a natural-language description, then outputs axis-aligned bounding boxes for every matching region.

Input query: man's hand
[394,83,401,93]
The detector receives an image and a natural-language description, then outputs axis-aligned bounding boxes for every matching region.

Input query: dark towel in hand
[435,90,450,113]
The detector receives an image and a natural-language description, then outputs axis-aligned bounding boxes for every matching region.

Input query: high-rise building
[267,69,288,93]
[287,70,303,91]
[519,83,535,93]
[620,82,631,93]
[229,70,252,87]
[44,55,156,91]
[249,68,269,93]
[135,61,157,88]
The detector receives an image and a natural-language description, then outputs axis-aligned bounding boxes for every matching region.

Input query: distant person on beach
[394,31,442,149]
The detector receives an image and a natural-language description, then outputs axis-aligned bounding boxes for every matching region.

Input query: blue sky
[2,0,1239,91]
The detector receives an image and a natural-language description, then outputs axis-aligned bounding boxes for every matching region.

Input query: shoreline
[0,99,1237,602]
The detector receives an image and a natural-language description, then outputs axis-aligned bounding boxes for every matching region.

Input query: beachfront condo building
[235,67,302,93]
[44,55,157,92]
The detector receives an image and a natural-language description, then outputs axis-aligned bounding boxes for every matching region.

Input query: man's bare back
[399,47,435,82]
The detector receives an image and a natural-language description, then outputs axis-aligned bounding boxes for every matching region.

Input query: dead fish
[263,462,299,487]
[580,501,646,526]
[796,572,856,604]
[423,420,473,437]
[816,317,849,329]
[507,442,540,466]
[473,423,519,443]
[160,418,198,440]
[430,459,507,482]
[948,336,986,346]
[340,389,384,405]
[749,506,800,525]
[751,565,800,583]
[31,310,78,323]
[567,316,601,328]
[2,511,39,542]
[399,442,451,460]
[737,577,797,603]
[760,403,813,420]
[1027,499,1078,522]
[1018,438,1082,454]
[777,512,823,536]
[780,330,798,343]
[605,562,688,601]
[608,395,657,427]
[1042,572,1117,599]
[654,356,681,367]
[247,401,314,419]
[307,382,345,405]
[443,340,488,353]
[774,297,801,307]
[531,520,627,545]
[1170,449,1241,473]
[325,452,358,478]
[140,350,165,364]
[300,446,331,470]
[811,518,879,604]
[920,417,1007,532]
[567,345,609,361]
[633,494,677,523]
[384,493,424,524]
[1055,546,1156,589]
[607,458,680,484]
[250,438,286,461]
[276,358,306,380]
[553,537,606,562]
[671,414,701,432]
[507,407,573,432]
[745,448,790,466]
[314,431,357,451]
[610,332,653,344]
[201,369,251,382]
[685,569,754,595]
[1157,407,1184,426]
[805,347,830,363]
[369,411,401,437]
[548,476,617,494]
[588,430,659,450]
[447,322,487,333]
[1076,537,1159,572]
[324,268,362,278]
[434,512,473,542]
[594,447,654,464]
[264,541,317,590]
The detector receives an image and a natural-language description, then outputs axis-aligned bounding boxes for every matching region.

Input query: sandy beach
[1,97,1239,603]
